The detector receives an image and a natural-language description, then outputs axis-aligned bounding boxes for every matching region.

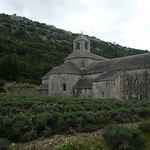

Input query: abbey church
[37,33,150,100]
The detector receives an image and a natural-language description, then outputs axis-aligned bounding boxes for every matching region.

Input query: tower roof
[74,32,90,42]
[65,50,108,61]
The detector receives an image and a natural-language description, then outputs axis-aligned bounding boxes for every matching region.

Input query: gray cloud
[0,0,150,50]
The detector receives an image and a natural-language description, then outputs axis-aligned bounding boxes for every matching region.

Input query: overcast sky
[0,0,150,50]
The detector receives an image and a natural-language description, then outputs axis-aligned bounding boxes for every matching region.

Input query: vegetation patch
[0,138,11,150]
[0,93,150,145]
[11,85,35,88]
[102,124,145,150]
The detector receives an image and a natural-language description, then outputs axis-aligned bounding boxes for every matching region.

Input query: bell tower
[73,32,90,52]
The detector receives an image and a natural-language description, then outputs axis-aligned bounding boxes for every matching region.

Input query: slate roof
[42,71,51,80]
[87,53,150,74]
[42,61,80,80]
[73,79,93,89]
[65,50,108,61]
[93,70,123,82]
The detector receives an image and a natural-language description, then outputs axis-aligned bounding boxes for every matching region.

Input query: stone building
[37,33,150,100]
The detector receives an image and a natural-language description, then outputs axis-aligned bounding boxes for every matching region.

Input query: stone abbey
[37,33,150,100]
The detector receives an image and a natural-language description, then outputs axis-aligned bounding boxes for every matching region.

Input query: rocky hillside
[0,13,148,84]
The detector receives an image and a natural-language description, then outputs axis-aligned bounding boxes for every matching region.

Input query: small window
[126,80,130,85]
[51,84,54,92]
[81,60,85,67]
[76,42,80,50]
[85,42,88,50]
[135,80,139,84]
[126,95,129,100]
[63,84,66,91]
[101,92,104,98]
[139,94,142,100]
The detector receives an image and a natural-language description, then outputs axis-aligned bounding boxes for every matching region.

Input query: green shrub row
[0,93,150,143]
[102,124,145,150]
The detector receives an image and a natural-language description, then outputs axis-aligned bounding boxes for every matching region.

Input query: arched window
[135,79,139,84]
[63,84,66,91]
[101,92,104,98]
[126,95,129,100]
[126,80,130,85]
[76,42,80,50]
[85,42,88,50]
[139,94,142,100]
[51,84,54,92]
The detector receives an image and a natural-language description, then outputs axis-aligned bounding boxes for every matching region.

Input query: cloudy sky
[0,0,150,50]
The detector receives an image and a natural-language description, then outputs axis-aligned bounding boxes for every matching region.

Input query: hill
[0,13,148,84]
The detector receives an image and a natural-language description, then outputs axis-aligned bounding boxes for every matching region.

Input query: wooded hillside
[0,13,148,84]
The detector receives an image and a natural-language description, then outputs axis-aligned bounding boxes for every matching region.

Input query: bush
[0,88,6,93]
[0,117,12,138]
[23,129,38,141]
[102,124,145,150]
[138,119,150,133]
[58,136,107,150]
[0,138,10,150]
[36,112,53,136]
[0,79,6,86]
[11,114,31,142]
[58,142,88,150]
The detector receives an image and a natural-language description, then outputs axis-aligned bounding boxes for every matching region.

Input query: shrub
[58,142,88,150]
[0,138,10,150]
[36,112,54,136]
[0,79,6,86]
[102,124,145,150]
[138,119,150,133]
[138,108,150,119]
[0,88,6,92]
[58,137,107,150]
[23,129,38,141]
[14,85,35,88]
[11,114,31,142]
[0,117,12,138]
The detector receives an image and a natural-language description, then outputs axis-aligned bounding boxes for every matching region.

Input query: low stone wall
[8,87,36,94]
[3,82,39,94]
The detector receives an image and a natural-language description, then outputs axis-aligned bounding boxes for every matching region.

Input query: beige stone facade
[37,33,150,100]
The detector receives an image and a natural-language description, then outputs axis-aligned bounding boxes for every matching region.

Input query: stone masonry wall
[122,68,150,100]
[49,74,81,96]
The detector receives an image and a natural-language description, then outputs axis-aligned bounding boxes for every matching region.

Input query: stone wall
[74,88,93,98]
[8,87,36,94]
[66,58,100,68]
[114,73,124,100]
[49,74,81,96]
[42,79,48,84]
[122,68,150,100]
[4,82,38,94]
[92,80,115,99]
